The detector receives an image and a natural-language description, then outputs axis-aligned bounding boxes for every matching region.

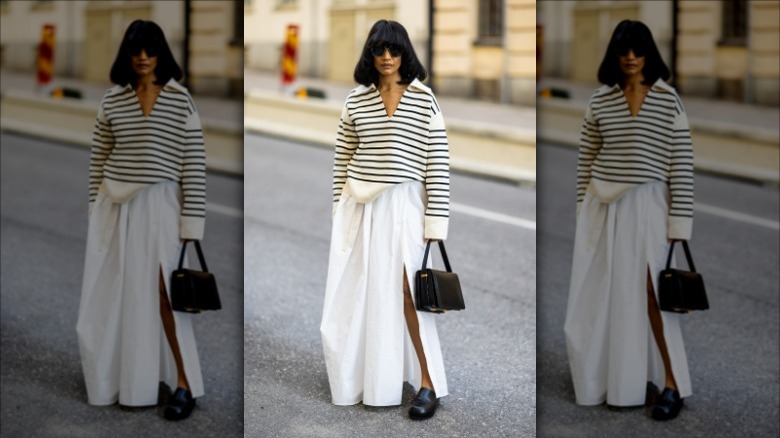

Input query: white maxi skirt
[321,181,449,406]
[564,181,692,407]
[76,181,204,406]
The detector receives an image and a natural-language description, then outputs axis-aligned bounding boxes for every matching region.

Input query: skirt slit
[77,181,204,406]
[321,181,448,406]
[565,181,692,407]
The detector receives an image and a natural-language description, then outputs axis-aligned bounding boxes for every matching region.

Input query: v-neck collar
[375,85,407,119]
[365,78,430,119]
[123,78,179,119]
[611,78,669,119]
[623,86,650,118]
[134,85,163,118]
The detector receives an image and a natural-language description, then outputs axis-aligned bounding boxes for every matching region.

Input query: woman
[76,20,206,421]
[320,20,450,419]
[563,20,694,421]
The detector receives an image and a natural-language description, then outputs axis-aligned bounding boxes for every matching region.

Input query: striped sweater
[332,78,450,240]
[577,79,694,240]
[89,79,206,240]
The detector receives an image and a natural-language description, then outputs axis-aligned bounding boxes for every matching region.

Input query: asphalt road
[243,133,537,437]
[536,141,780,437]
[0,132,244,437]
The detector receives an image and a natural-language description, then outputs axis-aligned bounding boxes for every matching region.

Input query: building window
[276,0,297,8]
[720,0,747,46]
[29,0,54,12]
[232,0,243,46]
[477,0,503,45]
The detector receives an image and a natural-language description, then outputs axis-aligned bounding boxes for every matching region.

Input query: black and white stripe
[89,80,206,239]
[577,80,694,238]
[332,79,450,238]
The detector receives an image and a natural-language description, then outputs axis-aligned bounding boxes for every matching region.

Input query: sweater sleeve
[88,99,115,213]
[180,101,207,240]
[668,99,694,240]
[332,101,358,214]
[576,100,603,214]
[424,98,450,240]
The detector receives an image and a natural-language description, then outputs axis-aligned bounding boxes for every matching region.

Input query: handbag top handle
[665,240,697,272]
[177,240,210,272]
[420,240,453,272]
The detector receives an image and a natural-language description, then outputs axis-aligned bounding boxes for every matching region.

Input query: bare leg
[402,266,434,391]
[647,267,677,390]
[159,268,190,391]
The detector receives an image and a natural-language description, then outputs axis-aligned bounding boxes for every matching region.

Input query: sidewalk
[243,69,537,184]
[539,76,779,131]
[0,68,243,175]
[0,68,241,124]
[244,69,536,131]
[537,76,780,185]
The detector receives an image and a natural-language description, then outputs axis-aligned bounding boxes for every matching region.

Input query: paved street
[536,141,780,437]
[243,133,537,437]
[0,132,244,437]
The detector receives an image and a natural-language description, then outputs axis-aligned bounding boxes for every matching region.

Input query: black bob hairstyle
[353,20,427,87]
[109,20,182,87]
[597,20,670,87]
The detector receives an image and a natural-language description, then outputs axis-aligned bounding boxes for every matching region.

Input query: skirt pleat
[321,181,448,406]
[564,181,692,407]
[77,181,204,406]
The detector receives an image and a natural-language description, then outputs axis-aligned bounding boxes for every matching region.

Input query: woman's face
[131,48,158,78]
[372,44,402,78]
[618,48,645,77]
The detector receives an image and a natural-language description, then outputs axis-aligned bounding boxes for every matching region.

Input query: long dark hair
[597,20,670,87]
[353,20,427,87]
[109,20,182,87]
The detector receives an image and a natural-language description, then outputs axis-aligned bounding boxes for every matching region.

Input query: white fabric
[564,181,692,407]
[321,180,448,406]
[77,181,204,406]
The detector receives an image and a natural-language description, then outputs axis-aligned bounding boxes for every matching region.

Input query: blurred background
[536,1,779,437]
[0,0,243,96]
[1,1,244,436]
[245,0,536,105]
[243,1,538,437]
[539,0,779,105]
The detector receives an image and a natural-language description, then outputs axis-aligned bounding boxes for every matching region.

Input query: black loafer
[164,387,196,421]
[409,387,438,420]
[652,387,683,421]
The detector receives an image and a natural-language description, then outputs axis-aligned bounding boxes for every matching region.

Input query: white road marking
[207,203,243,218]
[450,202,536,230]
[209,201,776,233]
[696,203,779,230]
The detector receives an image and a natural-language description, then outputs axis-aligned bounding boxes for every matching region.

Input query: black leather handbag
[414,240,465,313]
[170,240,221,313]
[658,240,708,314]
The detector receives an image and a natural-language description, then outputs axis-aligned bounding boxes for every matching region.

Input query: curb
[538,98,780,186]
[245,89,537,185]
[0,90,243,176]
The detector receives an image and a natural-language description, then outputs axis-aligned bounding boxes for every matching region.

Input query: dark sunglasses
[127,44,159,57]
[370,44,401,57]
[614,45,646,57]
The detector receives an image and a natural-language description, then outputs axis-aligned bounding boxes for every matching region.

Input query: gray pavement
[243,69,537,132]
[0,132,244,437]
[243,133,536,437]
[536,141,780,437]
[539,76,780,131]
[0,68,242,126]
